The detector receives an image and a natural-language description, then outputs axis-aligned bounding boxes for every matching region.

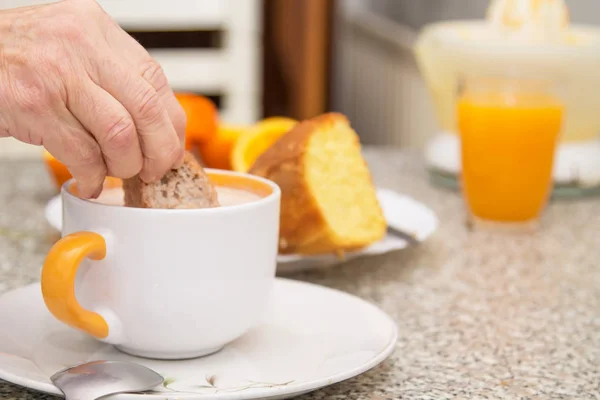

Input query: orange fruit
[198,124,248,170]
[231,117,298,172]
[174,93,218,150]
[43,149,72,189]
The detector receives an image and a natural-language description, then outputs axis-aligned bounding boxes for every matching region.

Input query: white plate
[44,188,439,272]
[0,279,397,400]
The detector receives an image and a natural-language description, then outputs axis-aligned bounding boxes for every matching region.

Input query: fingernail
[77,183,102,199]
[78,187,92,199]
[139,171,159,184]
[91,185,103,199]
[82,188,99,200]
[139,173,151,183]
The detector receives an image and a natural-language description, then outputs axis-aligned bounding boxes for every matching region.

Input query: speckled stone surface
[0,148,599,400]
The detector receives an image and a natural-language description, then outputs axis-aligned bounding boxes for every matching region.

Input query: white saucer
[0,279,397,400]
[44,188,439,272]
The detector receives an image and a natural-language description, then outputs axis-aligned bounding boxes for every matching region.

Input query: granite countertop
[0,148,599,400]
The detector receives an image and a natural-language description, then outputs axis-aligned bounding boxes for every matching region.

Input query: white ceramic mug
[42,170,280,360]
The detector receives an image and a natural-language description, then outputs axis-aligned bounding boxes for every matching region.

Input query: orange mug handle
[42,232,109,339]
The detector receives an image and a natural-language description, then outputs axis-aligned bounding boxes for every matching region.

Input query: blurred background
[1,0,599,158]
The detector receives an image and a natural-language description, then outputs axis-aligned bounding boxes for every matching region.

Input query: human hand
[0,0,186,198]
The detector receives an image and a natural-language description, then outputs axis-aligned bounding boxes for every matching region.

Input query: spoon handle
[387,226,420,246]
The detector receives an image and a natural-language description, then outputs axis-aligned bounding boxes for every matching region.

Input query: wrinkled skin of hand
[0,0,186,198]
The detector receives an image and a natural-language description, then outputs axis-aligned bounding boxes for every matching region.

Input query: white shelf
[97,0,227,30]
[150,49,227,93]
[0,1,227,30]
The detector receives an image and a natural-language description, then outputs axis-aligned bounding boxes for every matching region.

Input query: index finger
[89,52,184,183]
[104,23,187,147]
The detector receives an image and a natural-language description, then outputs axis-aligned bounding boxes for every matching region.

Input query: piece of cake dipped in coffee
[123,151,220,209]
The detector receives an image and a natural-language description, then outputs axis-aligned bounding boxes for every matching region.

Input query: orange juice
[458,92,563,223]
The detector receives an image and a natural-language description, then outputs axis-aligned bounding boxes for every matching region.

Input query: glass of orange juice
[457,76,564,232]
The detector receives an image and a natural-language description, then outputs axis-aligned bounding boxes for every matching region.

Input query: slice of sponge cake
[250,113,386,255]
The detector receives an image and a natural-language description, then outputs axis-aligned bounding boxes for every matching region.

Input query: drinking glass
[457,76,564,232]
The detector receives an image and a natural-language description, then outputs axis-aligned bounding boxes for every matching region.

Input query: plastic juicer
[415,0,600,197]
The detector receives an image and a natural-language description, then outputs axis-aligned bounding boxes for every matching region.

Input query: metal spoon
[387,226,420,246]
[51,360,164,400]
